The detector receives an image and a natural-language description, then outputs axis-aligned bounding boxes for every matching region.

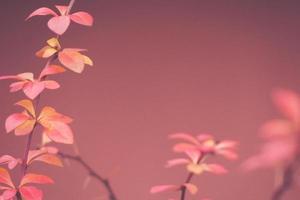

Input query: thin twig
[58,152,118,200]
[271,157,300,200]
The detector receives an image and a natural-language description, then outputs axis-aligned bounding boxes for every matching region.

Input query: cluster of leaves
[0,2,93,200]
[242,89,300,199]
[150,133,238,200]
[243,89,300,171]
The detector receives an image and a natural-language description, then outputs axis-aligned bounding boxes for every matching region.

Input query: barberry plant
[0,0,93,199]
[150,133,238,200]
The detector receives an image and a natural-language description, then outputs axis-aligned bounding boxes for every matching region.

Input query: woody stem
[58,152,118,200]
[180,154,205,200]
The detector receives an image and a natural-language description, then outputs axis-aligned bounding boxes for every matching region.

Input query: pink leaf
[0,75,20,80]
[26,7,57,20]
[183,183,198,194]
[5,113,29,133]
[0,189,16,200]
[165,158,189,168]
[23,82,45,100]
[9,81,26,93]
[150,185,178,194]
[260,119,293,138]
[70,12,93,26]
[43,80,60,90]
[173,143,197,153]
[272,88,300,123]
[205,164,228,174]
[47,16,71,35]
[19,186,42,200]
[20,174,54,186]
[0,155,20,170]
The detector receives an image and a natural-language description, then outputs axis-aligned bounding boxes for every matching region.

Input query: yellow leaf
[82,55,93,66]
[15,99,35,117]
[36,46,57,58]
[187,163,204,175]
[47,37,61,49]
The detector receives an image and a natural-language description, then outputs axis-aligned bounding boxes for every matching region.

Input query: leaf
[0,75,21,81]
[272,88,300,123]
[17,73,34,81]
[15,100,36,118]
[260,119,293,138]
[43,80,60,90]
[70,12,93,26]
[19,186,43,200]
[46,38,61,49]
[150,185,178,194]
[172,143,197,153]
[0,189,16,200]
[43,122,74,144]
[36,46,57,58]
[58,50,85,73]
[165,158,189,168]
[5,113,29,133]
[14,119,36,136]
[203,164,228,174]
[0,168,14,188]
[187,163,204,175]
[82,55,93,66]
[39,65,65,79]
[23,81,45,100]
[0,155,20,170]
[20,174,54,186]
[9,81,27,92]
[38,107,72,124]
[183,183,198,195]
[33,154,63,167]
[47,15,71,35]
[26,7,57,20]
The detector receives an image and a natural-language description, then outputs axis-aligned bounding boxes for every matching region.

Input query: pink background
[1,0,300,199]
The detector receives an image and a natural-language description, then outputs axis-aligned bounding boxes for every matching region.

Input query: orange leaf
[15,99,35,118]
[20,174,54,186]
[0,167,14,188]
[33,154,63,167]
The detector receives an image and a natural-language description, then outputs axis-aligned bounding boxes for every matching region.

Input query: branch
[58,152,118,200]
[180,154,205,200]
[271,158,299,200]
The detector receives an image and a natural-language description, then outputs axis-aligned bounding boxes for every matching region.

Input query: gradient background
[1,0,300,199]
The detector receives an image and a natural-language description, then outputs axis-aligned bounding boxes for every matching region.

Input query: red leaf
[19,186,43,200]
[70,12,93,26]
[0,189,16,200]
